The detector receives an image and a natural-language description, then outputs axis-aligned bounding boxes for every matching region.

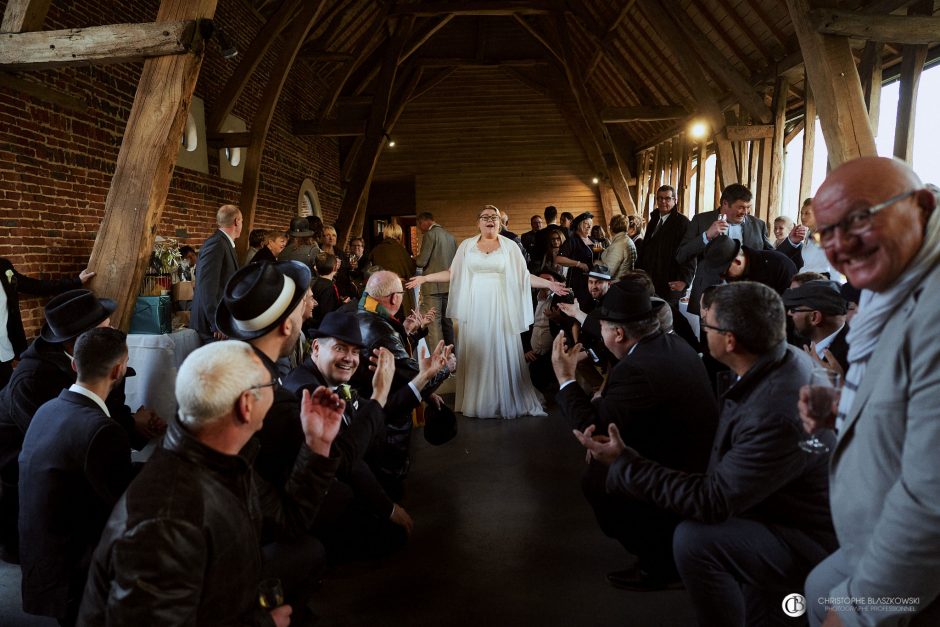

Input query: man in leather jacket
[78,340,345,627]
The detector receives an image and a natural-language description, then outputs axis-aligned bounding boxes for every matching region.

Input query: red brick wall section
[0,0,342,338]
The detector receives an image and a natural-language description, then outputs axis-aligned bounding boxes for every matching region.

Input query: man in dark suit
[576,282,836,626]
[677,184,804,313]
[782,280,849,374]
[636,185,695,304]
[191,204,242,343]
[0,257,92,389]
[552,282,718,590]
[530,205,568,272]
[18,328,134,626]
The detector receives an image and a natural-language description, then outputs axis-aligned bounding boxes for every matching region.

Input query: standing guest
[346,237,367,292]
[499,211,528,261]
[530,205,568,273]
[281,217,320,271]
[795,197,843,280]
[521,214,544,261]
[406,206,569,419]
[590,225,610,249]
[368,222,417,318]
[560,211,575,236]
[0,257,92,389]
[191,204,242,342]
[242,228,266,266]
[523,269,566,394]
[636,185,695,304]
[414,212,458,349]
[177,246,197,282]
[310,253,344,328]
[251,230,288,263]
[319,225,357,299]
[576,282,835,626]
[773,215,795,247]
[627,215,645,258]
[308,215,324,244]
[78,341,344,627]
[18,328,134,626]
[556,212,596,310]
[802,157,940,626]
[601,214,637,280]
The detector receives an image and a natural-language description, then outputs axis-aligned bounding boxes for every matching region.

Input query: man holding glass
[802,157,940,626]
[575,281,835,626]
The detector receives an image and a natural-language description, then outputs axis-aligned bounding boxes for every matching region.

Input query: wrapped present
[130,295,172,335]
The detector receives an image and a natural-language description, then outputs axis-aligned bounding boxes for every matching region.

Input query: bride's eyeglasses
[478,214,500,223]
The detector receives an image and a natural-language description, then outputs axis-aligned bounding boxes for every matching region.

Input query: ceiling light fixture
[688,120,708,140]
[592,176,600,185]
[385,133,396,148]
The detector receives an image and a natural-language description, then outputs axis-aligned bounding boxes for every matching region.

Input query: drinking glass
[800,368,841,454]
[258,578,284,609]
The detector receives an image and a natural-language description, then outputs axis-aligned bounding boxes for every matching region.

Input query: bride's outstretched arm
[405,270,451,289]
[530,274,569,295]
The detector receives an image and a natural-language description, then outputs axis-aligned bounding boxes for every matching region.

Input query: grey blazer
[826,264,940,622]
[676,209,775,265]
[414,224,457,295]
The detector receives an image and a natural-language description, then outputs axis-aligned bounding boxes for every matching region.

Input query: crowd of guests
[0,156,938,626]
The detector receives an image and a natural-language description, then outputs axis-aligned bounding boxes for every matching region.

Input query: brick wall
[0,0,342,338]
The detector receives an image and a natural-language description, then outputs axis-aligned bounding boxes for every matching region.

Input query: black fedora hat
[40,289,117,344]
[309,311,364,347]
[216,261,311,340]
[595,283,665,323]
[288,217,314,238]
[588,264,612,281]
[701,235,741,275]
[424,401,457,445]
[570,211,594,231]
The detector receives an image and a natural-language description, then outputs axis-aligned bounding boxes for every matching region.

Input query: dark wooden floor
[0,404,695,626]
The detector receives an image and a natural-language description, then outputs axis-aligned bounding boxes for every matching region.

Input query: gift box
[172,280,194,301]
[129,295,172,335]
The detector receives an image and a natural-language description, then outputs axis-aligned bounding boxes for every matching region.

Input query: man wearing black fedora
[552,282,718,591]
[0,289,162,563]
[284,310,449,560]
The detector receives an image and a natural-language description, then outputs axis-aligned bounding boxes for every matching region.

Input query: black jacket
[636,211,695,299]
[18,390,134,619]
[687,246,798,317]
[78,420,339,626]
[607,343,837,562]
[191,229,239,337]
[0,257,80,359]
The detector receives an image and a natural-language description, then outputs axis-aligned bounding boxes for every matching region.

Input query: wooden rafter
[601,106,687,123]
[684,2,756,78]
[726,125,775,141]
[390,2,552,16]
[86,0,218,330]
[512,14,562,64]
[0,21,204,71]
[621,13,695,106]
[235,0,327,258]
[741,0,788,50]
[0,0,52,32]
[712,0,773,65]
[399,14,455,64]
[810,9,940,44]
[584,0,636,79]
[300,0,350,47]
[858,41,884,135]
[320,7,389,118]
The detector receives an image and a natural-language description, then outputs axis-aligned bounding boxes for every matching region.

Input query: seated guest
[320,225,358,300]
[284,311,449,560]
[78,341,343,626]
[18,328,134,626]
[0,290,162,563]
[575,282,836,625]
[553,283,718,590]
[310,252,343,328]
[252,230,288,263]
[790,270,827,288]
[773,215,794,247]
[783,280,849,374]
[524,269,566,394]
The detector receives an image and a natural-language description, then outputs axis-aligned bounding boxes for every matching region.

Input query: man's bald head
[813,157,935,292]
[365,270,405,315]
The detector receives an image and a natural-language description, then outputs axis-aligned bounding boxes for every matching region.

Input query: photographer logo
[782,593,806,617]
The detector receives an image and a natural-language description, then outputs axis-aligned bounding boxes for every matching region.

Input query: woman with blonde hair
[368,221,417,315]
[601,214,637,279]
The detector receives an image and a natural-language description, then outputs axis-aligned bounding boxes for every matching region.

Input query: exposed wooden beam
[416,57,550,68]
[206,131,252,147]
[0,21,203,71]
[292,119,366,137]
[0,71,87,111]
[86,0,217,331]
[391,2,552,16]
[1,0,52,33]
[858,41,884,135]
[768,76,789,217]
[407,66,456,102]
[726,125,775,141]
[786,0,876,167]
[236,0,327,258]
[585,0,636,79]
[334,17,415,247]
[785,119,806,146]
[299,50,353,62]
[713,0,773,64]
[207,0,299,133]
[893,1,930,162]
[810,9,940,44]
[321,11,388,117]
[799,73,816,203]
[399,14,454,64]
[511,14,562,64]
[600,106,687,123]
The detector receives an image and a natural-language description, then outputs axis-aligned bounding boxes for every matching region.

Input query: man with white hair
[79,340,344,626]
[191,204,242,343]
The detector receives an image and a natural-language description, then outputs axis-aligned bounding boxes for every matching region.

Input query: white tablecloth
[125,329,200,423]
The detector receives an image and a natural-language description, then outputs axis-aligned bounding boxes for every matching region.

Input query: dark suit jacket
[557,330,718,474]
[18,390,133,618]
[530,224,567,272]
[636,211,695,299]
[686,246,798,316]
[826,324,850,374]
[0,258,80,359]
[191,230,238,337]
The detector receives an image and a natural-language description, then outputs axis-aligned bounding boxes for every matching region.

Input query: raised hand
[705,218,729,241]
[300,387,345,456]
[550,331,583,383]
[79,269,96,283]
[572,423,627,466]
[370,347,395,407]
[404,276,424,290]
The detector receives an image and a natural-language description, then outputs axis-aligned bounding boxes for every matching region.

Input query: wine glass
[799,368,841,454]
[258,578,284,609]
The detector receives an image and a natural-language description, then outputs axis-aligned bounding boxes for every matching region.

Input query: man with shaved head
[801,157,940,626]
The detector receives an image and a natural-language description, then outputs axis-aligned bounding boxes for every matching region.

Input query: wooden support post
[858,41,883,136]
[680,134,692,212]
[893,1,930,163]
[695,142,706,215]
[786,0,876,167]
[597,180,616,229]
[1,0,52,32]
[799,75,816,204]
[750,142,761,191]
[768,76,789,219]
[86,0,217,330]
[236,0,326,258]
[635,150,649,216]
[650,144,663,222]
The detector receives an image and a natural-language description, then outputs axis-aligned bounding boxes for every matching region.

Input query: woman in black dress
[555,212,595,310]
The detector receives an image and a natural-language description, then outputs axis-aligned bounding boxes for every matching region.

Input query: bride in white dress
[406,206,569,418]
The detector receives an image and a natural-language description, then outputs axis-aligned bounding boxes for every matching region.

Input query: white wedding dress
[448,236,546,419]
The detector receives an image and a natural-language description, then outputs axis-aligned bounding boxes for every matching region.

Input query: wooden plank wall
[372,67,602,243]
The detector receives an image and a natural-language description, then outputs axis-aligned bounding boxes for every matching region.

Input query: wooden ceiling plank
[712,0,774,65]
[399,13,455,65]
[1,0,52,32]
[236,0,327,257]
[391,2,552,17]
[786,0,876,167]
[207,0,300,132]
[0,21,203,71]
[321,8,389,117]
[601,106,687,122]
[810,9,940,45]
[334,16,416,247]
[618,16,691,106]
[740,0,788,49]
[584,0,636,79]
[86,0,218,330]
[406,66,456,103]
[684,1,756,77]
